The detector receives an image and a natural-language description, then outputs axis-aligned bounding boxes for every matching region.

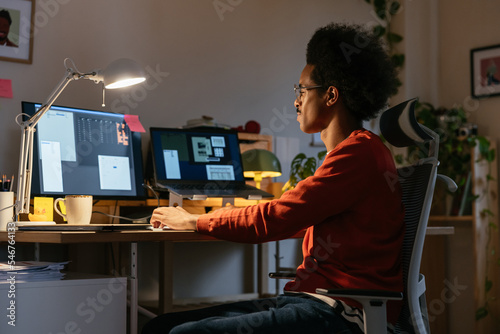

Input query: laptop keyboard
[165,183,250,191]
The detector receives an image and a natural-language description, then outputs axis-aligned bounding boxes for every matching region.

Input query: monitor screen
[22,101,145,199]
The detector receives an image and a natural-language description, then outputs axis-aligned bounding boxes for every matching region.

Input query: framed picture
[0,0,35,64]
[471,44,500,99]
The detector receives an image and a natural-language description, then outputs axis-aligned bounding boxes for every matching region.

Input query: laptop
[149,127,273,199]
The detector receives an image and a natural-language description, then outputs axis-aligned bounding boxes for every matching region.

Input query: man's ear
[325,86,339,106]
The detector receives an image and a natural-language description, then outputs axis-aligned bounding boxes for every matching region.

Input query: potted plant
[401,101,495,215]
[281,150,327,192]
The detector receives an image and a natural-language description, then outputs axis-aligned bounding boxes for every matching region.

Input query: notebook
[149,127,273,199]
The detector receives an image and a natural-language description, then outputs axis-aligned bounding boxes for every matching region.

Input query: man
[144,22,404,334]
[0,9,18,47]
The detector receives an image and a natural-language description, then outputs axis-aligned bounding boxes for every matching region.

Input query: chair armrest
[269,272,296,279]
[316,288,402,334]
[437,173,458,192]
[316,288,402,301]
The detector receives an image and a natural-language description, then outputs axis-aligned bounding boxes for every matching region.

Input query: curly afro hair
[306,23,399,122]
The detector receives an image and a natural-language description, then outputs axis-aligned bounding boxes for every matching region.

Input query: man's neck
[320,108,362,152]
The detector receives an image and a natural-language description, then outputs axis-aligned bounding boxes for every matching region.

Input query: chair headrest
[380,98,433,147]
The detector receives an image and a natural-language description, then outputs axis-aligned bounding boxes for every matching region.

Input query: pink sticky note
[124,114,146,133]
[0,79,13,98]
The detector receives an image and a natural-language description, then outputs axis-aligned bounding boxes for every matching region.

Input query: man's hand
[150,206,199,230]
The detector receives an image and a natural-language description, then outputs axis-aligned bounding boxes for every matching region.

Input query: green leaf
[482,208,494,217]
[373,25,386,38]
[317,150,327,161]
[391,54,405,67]
[302,157,317,175]
[476,306,489,320]
[374,0,387,19]
[389,1,401,15]
[485,278,493,293]
[487,149,496,162]
[387,32,403,44]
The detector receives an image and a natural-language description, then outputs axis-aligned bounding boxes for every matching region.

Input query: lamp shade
[102,58,146,89]
[242,149,282,178]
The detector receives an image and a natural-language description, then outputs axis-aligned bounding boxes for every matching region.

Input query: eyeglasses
[294,84,323,100]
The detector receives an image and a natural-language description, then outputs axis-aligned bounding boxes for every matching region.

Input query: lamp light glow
[100,58,147,89]
[242,149,282,189]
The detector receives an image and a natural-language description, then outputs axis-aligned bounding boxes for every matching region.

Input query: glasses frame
[294,84,323,100]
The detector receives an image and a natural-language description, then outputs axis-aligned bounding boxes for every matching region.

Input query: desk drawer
[0,274,126,334]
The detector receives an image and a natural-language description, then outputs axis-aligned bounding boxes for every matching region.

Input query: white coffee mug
[54,195,93,225]
[0,192,14,231]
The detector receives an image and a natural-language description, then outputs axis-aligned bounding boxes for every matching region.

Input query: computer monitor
[22,101,145,199]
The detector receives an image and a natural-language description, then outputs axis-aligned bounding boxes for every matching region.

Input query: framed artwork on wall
[0,0,35,64]
[471,44,500,99]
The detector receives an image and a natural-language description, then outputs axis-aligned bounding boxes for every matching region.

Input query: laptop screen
[150,127,246,184]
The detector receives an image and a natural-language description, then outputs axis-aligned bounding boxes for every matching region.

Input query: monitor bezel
[21,101,146,200]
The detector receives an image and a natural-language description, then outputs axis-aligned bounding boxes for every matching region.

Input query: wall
[0,0,382,182]
[0,0,383,303]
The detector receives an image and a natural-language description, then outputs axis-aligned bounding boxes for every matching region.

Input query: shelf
[428,215,473,223]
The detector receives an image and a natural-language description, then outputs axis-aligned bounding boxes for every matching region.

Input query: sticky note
[32,197,54,221]
[124,114,146,132]
[0,79,13,98]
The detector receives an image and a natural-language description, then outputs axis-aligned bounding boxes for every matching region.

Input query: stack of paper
[0,261,69,282]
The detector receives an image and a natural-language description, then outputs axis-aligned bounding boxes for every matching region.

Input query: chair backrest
[395,161,437,333]
[380,98,439,334]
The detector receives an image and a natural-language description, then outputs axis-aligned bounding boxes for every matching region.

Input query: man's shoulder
[338,129,386,152]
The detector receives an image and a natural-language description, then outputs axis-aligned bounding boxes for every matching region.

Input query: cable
[142,183,161,207]
[90,184,160,223]
[64,57,80,73]
[0,204,14,212]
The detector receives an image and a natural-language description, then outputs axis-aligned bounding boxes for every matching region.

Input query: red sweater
[197,129,405,322]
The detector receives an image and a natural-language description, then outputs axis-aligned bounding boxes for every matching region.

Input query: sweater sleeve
[196,133,386,243]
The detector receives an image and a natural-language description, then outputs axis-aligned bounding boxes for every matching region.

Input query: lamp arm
[13,57,143,219]
[14,69,78,218]
[27,69,80,127]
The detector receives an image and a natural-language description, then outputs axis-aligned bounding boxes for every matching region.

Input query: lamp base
[16,221,56,226]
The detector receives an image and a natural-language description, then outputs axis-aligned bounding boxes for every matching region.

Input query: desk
[0,229,294,334]
[0,227,453,334]
[0,230,220,334]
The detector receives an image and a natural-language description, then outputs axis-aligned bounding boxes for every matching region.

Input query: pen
[0,174,13,192]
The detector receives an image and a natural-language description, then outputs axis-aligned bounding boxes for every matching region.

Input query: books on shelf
[0,261,69,282]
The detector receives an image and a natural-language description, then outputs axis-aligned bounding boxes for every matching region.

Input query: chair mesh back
[395,163,434,333]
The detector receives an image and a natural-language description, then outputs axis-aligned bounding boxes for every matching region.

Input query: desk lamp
[241,149,282,189]
[14,58,146,220]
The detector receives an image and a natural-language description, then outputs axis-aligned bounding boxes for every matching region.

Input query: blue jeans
[141,294,363,334]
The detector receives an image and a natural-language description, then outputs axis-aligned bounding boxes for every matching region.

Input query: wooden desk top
[0,230,221,244]
[0,226,453,244]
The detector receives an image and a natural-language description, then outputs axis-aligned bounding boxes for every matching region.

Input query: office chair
[272,98,457,334]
